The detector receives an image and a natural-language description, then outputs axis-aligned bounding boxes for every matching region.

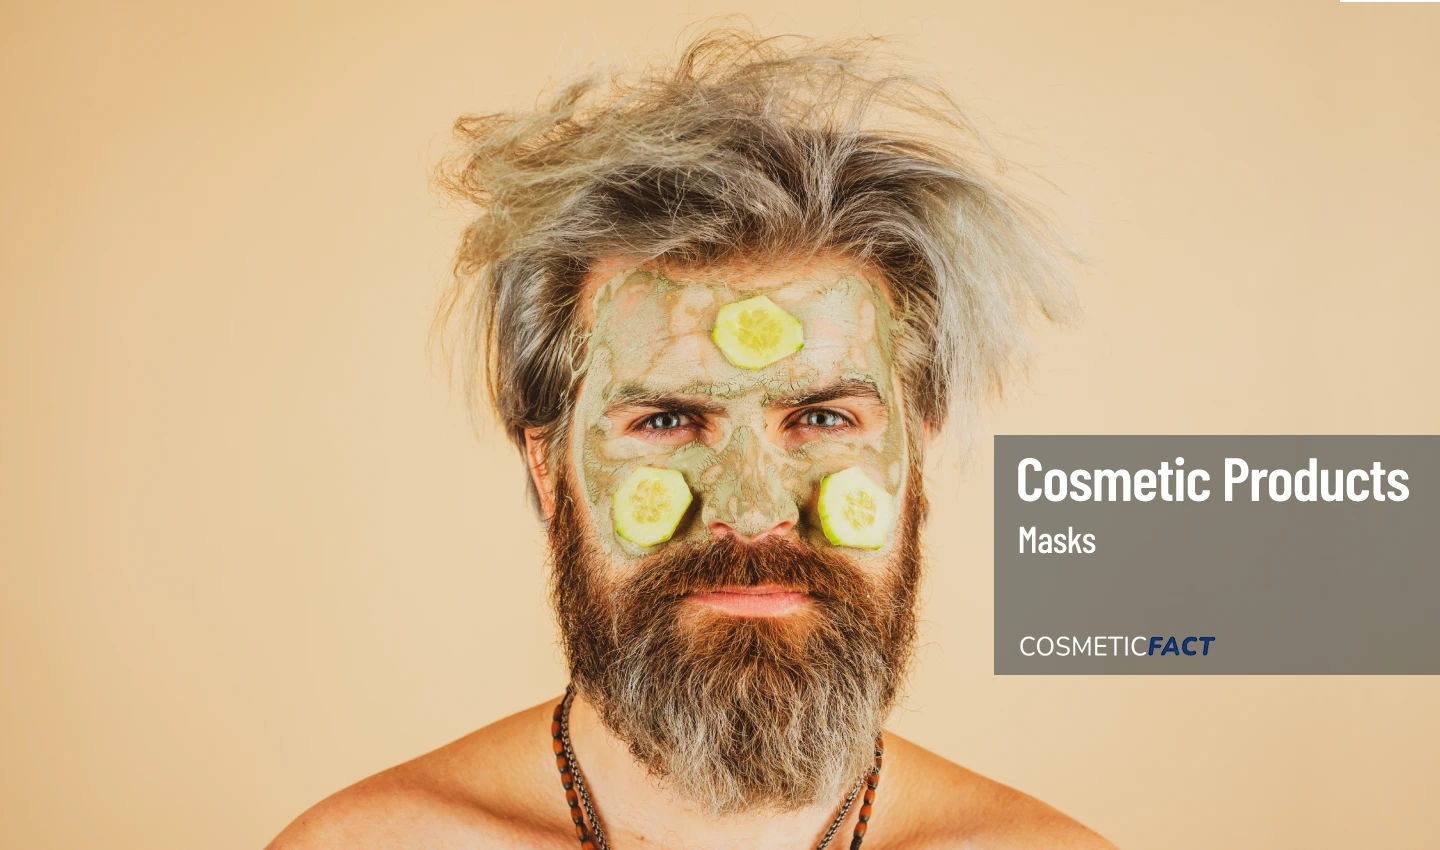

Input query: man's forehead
[584,260,900,398]
[579,256,895,326]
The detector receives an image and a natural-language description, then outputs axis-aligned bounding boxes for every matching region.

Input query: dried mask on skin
[567,262,912,565]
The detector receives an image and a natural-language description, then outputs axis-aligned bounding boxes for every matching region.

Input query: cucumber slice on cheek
[818,467,895,550]
[612,467,693,547]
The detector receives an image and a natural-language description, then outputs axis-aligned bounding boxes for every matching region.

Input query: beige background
[3,1,1438,847]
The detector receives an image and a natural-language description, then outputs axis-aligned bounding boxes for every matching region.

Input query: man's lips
[685,585,813,616]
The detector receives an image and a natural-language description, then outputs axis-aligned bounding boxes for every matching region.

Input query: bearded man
[269,29,1115,850]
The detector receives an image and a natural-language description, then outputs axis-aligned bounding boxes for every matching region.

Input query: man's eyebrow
[603,385,728,416]
[768,378,884,409]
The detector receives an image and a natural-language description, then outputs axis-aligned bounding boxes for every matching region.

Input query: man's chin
[673,598,826,659]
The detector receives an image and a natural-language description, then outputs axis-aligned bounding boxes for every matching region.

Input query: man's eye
[799,409,849,428]
[640,412,690,431]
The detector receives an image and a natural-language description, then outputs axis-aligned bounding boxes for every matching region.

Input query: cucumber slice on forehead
[817,467,895,550]
[612,467,693,547]
[711,295,805,369]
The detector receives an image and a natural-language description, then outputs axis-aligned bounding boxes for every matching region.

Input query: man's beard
[547,461,926,817]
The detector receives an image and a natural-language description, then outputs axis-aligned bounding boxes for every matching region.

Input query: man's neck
[565,693,857,850]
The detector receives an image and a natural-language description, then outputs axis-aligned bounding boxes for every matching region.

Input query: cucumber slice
[711,295,805,369]
[817,467,895,550]
[612,467,693,547]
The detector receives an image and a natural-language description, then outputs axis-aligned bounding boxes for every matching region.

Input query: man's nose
[708,517,795,543]
[699,425,799,541]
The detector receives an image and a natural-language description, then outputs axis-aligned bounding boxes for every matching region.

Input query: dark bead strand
[552,701,597,850]
[849,737,884,850]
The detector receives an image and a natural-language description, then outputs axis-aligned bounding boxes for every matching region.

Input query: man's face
[568,258,914,561]
[542,257,927,815]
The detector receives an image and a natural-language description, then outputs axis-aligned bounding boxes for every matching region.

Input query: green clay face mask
[568,261,911,565]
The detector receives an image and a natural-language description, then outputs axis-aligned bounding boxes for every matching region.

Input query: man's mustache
[614,534,876,607]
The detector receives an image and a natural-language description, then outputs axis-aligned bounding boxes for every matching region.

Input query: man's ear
[524,428,558,520]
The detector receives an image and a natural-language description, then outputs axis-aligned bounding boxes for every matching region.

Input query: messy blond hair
[434,27,1081,462]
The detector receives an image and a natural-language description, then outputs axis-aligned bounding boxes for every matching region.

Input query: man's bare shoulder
[265,699,567,850]
[879,732,1118,850]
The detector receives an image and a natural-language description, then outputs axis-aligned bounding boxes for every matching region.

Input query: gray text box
[994,436,1439,674]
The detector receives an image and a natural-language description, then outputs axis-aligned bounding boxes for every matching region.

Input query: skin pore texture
[266,257,1117,850]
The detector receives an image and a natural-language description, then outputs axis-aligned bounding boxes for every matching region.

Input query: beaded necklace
[551,686,884,850]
